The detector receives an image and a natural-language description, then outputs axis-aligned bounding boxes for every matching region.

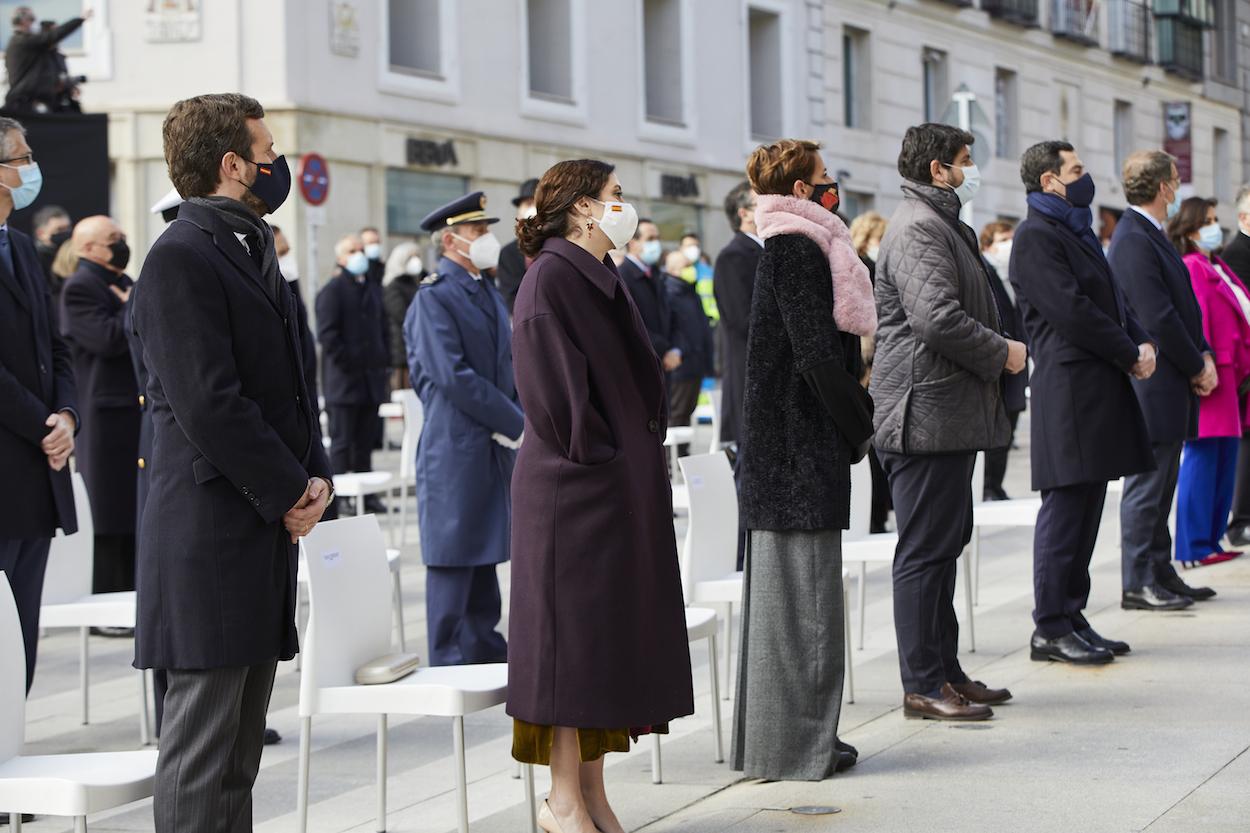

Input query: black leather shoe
[264,727,282,745]
[1157,573,1216,601]
[834,749,857,773]
[1122,585,1194,611]
[1076,627,1130,655]
[1227,524,1250,547]
[1030,631,1114,665]
[0,815,35,825]
[835,738,858,759]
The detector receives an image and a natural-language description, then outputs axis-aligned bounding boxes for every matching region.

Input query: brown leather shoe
[948,679,1012,705]
[903,683,993,721]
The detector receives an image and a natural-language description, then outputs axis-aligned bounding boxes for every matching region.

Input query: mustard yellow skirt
[512,719,670,765]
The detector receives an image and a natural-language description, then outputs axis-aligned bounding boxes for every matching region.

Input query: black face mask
[108,239,131,271]
[48,229,70,249]
[244,154,292,215]
[807,181,840,213]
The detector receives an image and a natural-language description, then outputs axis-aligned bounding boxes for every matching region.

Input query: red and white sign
[297,153,331,206]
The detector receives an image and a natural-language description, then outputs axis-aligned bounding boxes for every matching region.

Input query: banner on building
[145,0,201,43]
[1164,102,1193,184]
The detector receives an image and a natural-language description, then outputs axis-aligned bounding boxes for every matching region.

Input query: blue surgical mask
[640,239,662,265]
[1198,222,1224,251]
[1166,183,1182,219]
[345,251,369,276]
[364,243,382,261]
[1,160,42,210]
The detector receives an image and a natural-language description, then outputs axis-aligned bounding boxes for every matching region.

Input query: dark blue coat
[665,273,714,382]
[405,257,523,568]
[132,201,332,670]
[124,293,151,537]
[1107,208,1210,445]
[1011,208,1155,490]
[60,259,140,535]
[620,256,676,358]
[0,224,77,538]
[316,268,389,406]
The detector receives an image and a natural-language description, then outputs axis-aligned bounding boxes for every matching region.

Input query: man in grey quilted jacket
[870,123,1028,722]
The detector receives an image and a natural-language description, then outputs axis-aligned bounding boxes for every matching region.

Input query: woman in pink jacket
[1170,197,1250,567]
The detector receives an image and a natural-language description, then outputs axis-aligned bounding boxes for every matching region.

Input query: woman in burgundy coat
[508,159,693,833]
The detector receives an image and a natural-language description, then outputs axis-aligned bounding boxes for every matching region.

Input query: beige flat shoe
[537,800,563,833]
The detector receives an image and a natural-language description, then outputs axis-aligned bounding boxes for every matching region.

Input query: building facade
[6,0,1245,290]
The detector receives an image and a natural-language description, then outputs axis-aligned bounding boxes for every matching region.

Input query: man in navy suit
[619,217,682,373]
[0,115,78,695]
[1108,150,1217,611]
[405,192,524,666]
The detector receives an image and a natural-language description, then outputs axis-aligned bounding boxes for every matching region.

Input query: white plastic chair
[296,516,535,833]
[705,387,723,454]
[971,451,1041,610]
[649,605,723,784]
[843,458,900,651]
[393,389,424,546]
[296,545,406,669]
[0,574,158,832]
[38,473,150,744]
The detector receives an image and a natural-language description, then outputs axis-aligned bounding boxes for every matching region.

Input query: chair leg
[512,759,522,779]
[11,813,22,832]
[453,716,469,833]
[295,582,306,672]
[651,732,663,785]
[392,569,406,652]
[356,494,365,516]
[844,582,855,705]
[398,484,408,546]
[857,561,867,651]
[74,816,86,833]
[297,716,312,833]
[80,626,89,725]
[139,669,151,746]
[963,551,976,653]
[377,714,388,832]
[524,763,538,833]
[972,526,982,607]
[721,602,733,701]
[708,633,723,763]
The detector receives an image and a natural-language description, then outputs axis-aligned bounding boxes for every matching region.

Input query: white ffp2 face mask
[587,198,640,250]
[453,231,502,271]
[943,162,981,205]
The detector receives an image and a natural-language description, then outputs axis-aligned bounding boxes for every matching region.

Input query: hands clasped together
[42,411,75,471]
[1191,353,1218,397]
[283,477,332,543]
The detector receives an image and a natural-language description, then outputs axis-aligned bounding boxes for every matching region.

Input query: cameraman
[4,6,91,114]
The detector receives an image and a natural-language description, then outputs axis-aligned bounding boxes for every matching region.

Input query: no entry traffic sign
[297,153,330,206]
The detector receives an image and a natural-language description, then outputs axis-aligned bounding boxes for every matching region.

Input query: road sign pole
[953,89,976,227]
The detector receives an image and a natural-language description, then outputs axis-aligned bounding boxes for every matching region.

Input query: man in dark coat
[133,93,332,831]
[316,233,389,506]
[664,249,713,455]
[1108,150,1217,611]
[619,218,682,374]
[713,181,763,449]
[3,7,87,113]
[1216,185,1250,546]
[1011,141,1158,665]
[360,226,386,285]
[495,177,537,313]
[61,215,140,600]
[405,191,523,666]
[980,220,1029,501]
[0,116,78,695]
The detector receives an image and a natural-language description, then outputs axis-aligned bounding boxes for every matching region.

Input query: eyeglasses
[0,154,34,166]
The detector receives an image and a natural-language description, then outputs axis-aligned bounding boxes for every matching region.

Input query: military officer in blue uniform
[405,191,523,666]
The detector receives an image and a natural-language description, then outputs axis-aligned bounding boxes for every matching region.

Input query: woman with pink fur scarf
[730,139,876,781]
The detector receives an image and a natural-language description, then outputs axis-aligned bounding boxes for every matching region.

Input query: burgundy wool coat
[507,236,694,729]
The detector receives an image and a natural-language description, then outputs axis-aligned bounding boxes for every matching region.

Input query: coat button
[137,458,145,469]
[138,394,145,407]
[648,419,659,433]
[39,363,47,374]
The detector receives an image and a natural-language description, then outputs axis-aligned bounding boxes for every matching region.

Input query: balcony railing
[1152,0,1216,25]
[1157,18,1206,79]
[981,0,1040,26]
[1051,0,1099,46]
[1108,0,1152,63]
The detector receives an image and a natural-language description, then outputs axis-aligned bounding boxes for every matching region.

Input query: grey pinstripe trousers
[153,660,278,833]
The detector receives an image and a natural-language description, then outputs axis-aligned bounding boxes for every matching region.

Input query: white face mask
[405,255,424,276]
[587,197,640,250]
[681,244,701,263]
[364,242,382,261]
[944,162,982,205]
[989,239,1013,271]
[452,231,501,271]
[866,245,880,263]
[519,204,537,220]
[278,252,299,282]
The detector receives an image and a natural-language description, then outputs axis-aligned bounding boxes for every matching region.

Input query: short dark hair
[162,93,265,199]
[32,204,69,231]
[681,230,699,242]
[724,180,753,231]
[1167,196,1215,257]
[360,226,380,236]
[1020,141,1075,194]
[897,123,974,184]
[268,223,282,234]
[633,217,656,241]
[515,158,616,258]
[1123,150,1176,206]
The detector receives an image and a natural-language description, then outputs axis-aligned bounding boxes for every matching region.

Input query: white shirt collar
[626,254,649,272]
[744,231,763,247]
[233,232,250,254]
[1130,205,1164,232]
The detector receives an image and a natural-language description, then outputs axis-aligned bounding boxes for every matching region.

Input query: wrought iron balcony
[981,0,1040,26]
[1152,0,1216,25]
[1157,18,1206,79]
[1051,0,1100,46]
[1107,0,1152,63]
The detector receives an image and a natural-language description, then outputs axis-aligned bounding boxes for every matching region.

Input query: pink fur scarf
[754,194,877,337]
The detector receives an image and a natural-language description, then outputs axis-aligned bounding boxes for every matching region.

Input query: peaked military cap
[419,190,500,232]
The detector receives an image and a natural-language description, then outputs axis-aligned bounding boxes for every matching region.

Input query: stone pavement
[14,421,1250,832]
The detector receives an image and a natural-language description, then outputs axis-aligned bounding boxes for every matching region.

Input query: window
[842,26,871,130]
[388,0,441,77]
[0,0,85,51]
[649,201,702,247]
[840,191,873,220]
[526,0,573,102]
[923,48,948,122]
[643,0,683,125]
[386,169,468,237]
[1114,100,1134,176]
[1214,128,1232,203]
[994,68,1018,160]
[748,6,783,139]
[1212,0,1237,83]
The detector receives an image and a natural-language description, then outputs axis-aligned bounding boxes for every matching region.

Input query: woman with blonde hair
[732,139,876,780]
[849,210,887,264]
[381,239,425,389]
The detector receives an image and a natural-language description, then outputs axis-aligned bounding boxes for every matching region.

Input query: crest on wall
[145,0,201,43]
[330,2,361,58]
